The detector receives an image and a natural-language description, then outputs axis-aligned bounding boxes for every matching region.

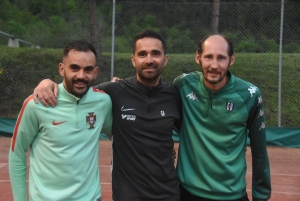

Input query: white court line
[0,180,11,182]
[246,172,300,177]
[99,165,111,168]
[0,163,7,168]
[246,190,300,195]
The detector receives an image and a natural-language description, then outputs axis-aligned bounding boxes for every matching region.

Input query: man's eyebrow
[137,50,146,54]
[69,64,80,68]
[152,50,161,53]
[69,64,95,68]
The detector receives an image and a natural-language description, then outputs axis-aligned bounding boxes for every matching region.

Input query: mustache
[143,64,157,68]
[208,69,220,73]
[72,79,89,85]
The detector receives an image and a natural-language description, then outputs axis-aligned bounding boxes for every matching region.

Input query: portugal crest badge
[86,112,96,129]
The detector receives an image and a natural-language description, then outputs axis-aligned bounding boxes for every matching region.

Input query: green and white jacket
[173,71,271,201]
[9,83,112,201]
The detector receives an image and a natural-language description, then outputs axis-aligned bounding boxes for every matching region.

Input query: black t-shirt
[95,76,181,201]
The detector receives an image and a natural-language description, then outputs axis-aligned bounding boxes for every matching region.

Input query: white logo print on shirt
[186,92,199,101]
[248,86,257,97]
[121,114,136,121]
[121,106,135,111]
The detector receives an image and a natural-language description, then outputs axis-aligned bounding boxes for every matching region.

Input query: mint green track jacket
[173,71,271,200]
[9,83,112,201]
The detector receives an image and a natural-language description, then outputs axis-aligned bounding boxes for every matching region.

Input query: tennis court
[1,137,299,201]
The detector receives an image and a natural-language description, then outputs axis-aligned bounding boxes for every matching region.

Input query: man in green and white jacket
[9,41,112,201]
[174,35,271,201]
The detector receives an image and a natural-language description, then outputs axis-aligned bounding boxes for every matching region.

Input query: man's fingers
[38,92,50,107]
[42,88,57,107]
[53,84,59,99]
[33,89,40,104]
[172,148,177,162]
[111,77,121,82]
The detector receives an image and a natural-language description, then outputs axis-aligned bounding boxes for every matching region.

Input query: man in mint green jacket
[174,35,271,201]
[9,41,112,201]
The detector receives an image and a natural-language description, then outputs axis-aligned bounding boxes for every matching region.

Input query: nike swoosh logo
[52,120,67,125]
[121,106,135,111]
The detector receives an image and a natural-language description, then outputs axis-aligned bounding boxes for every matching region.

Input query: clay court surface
[1,137,299,201]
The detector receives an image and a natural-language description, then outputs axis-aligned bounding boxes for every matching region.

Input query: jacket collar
[130,76,163,96]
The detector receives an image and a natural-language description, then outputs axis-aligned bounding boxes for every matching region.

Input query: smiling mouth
[74,82,87,88]
[208,71,219,75]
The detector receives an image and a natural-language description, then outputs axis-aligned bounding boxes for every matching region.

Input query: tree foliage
[0,0,299,53]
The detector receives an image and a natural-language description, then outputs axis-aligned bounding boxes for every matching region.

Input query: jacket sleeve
[247,90,271,201]
[100,96,113,140]
[9,96,40,201]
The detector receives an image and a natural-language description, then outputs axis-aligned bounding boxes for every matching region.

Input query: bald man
[174,35,271,201]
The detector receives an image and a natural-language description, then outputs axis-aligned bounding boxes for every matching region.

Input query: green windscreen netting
[1,118,300,148]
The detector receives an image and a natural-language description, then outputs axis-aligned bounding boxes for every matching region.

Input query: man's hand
[33,79,58,107]
[172,147,177,164]
[111,77,121,82]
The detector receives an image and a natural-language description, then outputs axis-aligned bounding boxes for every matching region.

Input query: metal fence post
[111,0,116,80]
[278,0,284,127]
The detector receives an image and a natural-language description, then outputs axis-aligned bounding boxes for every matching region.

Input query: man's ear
[131,55,136,68]
[58,63,64,76]
[163,55,169,67]
[195,51,201,64]
[229,54,236,66]
[94,67,99,79]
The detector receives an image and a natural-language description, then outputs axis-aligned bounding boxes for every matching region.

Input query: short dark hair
[63,40,97,59]
[133,30,167,54]
[197,35,234,57]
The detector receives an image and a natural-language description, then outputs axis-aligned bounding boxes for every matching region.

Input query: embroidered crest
[225,102,234,111]
[86,112,96,129]
[161,110,165,116]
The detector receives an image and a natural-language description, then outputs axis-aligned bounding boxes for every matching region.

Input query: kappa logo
[121,106,135,111]
[257,109,264,118]
[248,86,257,97]
[121,114,136,121]
[186,92,199,101]
[259,122,266,130]
[52,120,67,125]
[257,96,263,106]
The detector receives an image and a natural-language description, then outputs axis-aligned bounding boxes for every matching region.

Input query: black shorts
[179,185,249,201]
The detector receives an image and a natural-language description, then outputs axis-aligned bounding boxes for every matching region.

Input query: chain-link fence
[0,0,300,127]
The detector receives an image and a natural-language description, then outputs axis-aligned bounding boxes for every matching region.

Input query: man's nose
[210,58,218,68]
[145,54,154,63]
[76,69,85,78]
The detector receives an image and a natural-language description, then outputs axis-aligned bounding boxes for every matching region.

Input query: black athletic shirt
[95,76,181,201]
